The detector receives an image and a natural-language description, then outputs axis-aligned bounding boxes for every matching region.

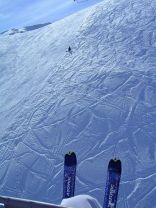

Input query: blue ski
[63,152,77,198]
[103,159,122,208]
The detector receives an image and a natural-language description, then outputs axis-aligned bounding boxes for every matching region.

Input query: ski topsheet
[103,159,122,208]
[63,152,77,198]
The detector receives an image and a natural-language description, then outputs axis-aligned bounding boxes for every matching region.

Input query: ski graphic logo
[108,184,116,208]
[66,175,72,197]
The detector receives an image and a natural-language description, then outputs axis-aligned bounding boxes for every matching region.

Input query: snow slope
[0,0,156,207]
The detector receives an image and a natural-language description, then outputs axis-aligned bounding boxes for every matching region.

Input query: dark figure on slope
[67,46,72,54]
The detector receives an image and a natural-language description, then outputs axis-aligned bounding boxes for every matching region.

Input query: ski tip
[64,151,77,166]
[67,151,75,156]
[108,158,122,174]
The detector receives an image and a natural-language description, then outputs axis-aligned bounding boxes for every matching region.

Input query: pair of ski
[63,152,122,208]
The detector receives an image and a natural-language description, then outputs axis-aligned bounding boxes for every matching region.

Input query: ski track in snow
[0,0,156,207]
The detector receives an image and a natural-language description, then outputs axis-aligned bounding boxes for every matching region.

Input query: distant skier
[67,46,72,54]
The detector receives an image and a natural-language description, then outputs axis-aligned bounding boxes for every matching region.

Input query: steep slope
[0,0,156,207]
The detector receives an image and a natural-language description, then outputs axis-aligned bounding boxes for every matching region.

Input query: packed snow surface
[0,0,156,207]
